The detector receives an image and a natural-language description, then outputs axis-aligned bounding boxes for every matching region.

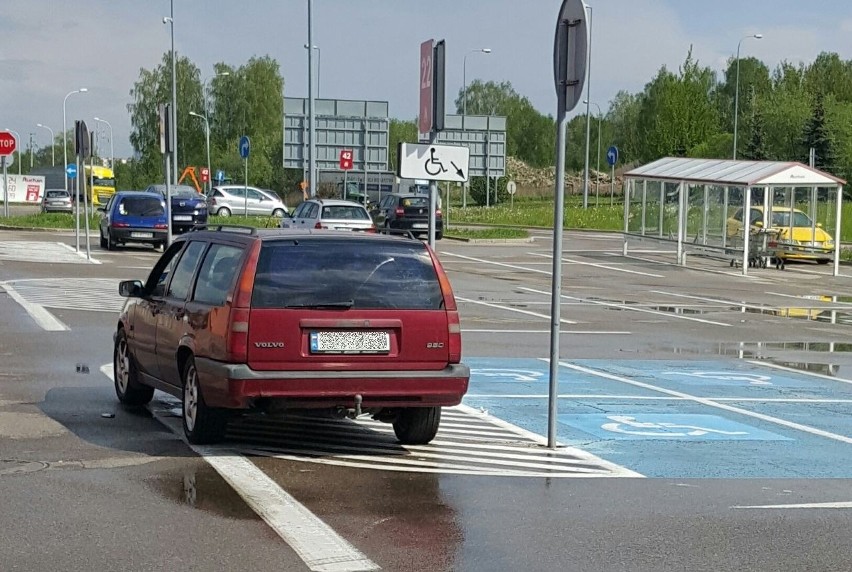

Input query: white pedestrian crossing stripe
[148,397,639,478]
[0,241,99,264]
[4,277,124,313]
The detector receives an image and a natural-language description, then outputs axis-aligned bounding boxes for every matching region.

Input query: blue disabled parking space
[462,357,852,478]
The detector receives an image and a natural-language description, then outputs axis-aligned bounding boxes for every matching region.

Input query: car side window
[292,203,306,218]
[193,244,244,306]
[749,210,762,224]
[166,241,207,301]
[732,209,743,222]
[246,190,262,201]
[147,242,185,297]
[229,188,246,199]
[306,203,319,218]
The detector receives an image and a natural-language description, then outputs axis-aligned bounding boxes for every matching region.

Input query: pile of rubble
[506,156,618,195]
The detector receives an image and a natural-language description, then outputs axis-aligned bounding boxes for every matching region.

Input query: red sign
[339,149,354,171]
[419,39,434,135]
[200,167,210,183]
[0,131,16,156]
[26,185,39,202]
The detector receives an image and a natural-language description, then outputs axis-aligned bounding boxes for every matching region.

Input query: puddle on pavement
[660,342,850,377]
[145,466,259,521]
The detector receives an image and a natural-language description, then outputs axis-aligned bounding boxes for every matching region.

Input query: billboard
[2,175,46,203]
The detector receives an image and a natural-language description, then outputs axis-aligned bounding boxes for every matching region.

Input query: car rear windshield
[45,190,69,199]
[321,205,370,220]
[252,239,444,310]
[119,196,164,217]
[401,197,429,208]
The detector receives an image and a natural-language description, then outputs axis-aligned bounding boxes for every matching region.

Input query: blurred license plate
[413,223,428,229]
[310,331,390,354]
[174,215,193,221]
[130,232,153,238]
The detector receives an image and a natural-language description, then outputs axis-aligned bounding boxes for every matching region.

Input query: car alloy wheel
[183,364,199,433]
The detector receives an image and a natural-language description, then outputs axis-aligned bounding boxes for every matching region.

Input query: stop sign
[200,167,210,183]
[0,131,16,156]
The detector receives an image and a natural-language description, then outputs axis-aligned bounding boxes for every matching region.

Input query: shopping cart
[730,226,779,269]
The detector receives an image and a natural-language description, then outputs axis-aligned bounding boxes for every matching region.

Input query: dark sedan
[144,184,208,233]
[371,193,443,239]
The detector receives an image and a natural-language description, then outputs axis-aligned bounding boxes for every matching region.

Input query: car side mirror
[96,206,106,213]
[118,279,144,298]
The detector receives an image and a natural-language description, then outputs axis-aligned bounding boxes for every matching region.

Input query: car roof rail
[191,223,258,235]
[377,227,417,240]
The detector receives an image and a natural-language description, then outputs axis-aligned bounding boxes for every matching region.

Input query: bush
[468,176,509,206]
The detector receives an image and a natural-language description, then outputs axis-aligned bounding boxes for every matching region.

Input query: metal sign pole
[244,157,248,218]
[75,159,80,252]
[429,131,438,249]
[2,156,7,218]
[83,152,92,260]
[548,0,588,449]
[165,154,173,247]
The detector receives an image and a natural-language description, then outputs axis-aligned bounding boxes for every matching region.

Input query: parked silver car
[281,199,376,232]
[41,189,74,213]
[206,185,288,217]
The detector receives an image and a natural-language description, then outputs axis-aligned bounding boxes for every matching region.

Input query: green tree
[388,118,417,172]
[608,90,642,166]
[455,80,554,167]
[763,61,811,161]
[127,52,204,184]
[717,56,771,133]
[801,93,836,170]
[742,104,769,161]
[804,52,852,102]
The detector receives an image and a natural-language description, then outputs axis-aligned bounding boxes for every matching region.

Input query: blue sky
[2,0,851,158]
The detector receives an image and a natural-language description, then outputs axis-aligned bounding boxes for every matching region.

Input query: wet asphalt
[0,228,851,571]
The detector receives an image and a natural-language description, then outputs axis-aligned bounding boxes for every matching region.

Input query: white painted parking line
[527,252,665,278]
[442,251,551,275]
[520,287,732,327]
[158,416,380,572]
[749,360,852,388]
[456,296,579,325]
[551,359,852,445]
[0,281,69,331]
[4,277,124,313]
[462,329,631,335]
[0,240,100,265]
[617,252,775,282]
[58,242,102,264]
[466,394,852,403]
[733,501,852,509]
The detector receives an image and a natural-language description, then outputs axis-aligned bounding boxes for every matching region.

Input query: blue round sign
[606,146,619,167]
[66,163,78,179]
[215,170,225,182]
[239,135,250,159]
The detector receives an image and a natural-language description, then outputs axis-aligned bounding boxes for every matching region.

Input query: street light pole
[36,124,55,166]
[462,48,492,117]
[93,117,113,169]
[307,0,316,197]
[584,100,602,206]
[733,33,763,160]
[63,88,88,192]
[582,5,594,209]
[189,111,211,194]
[303,45,321,97]
[164,0,178,183]
[5,129,21,175]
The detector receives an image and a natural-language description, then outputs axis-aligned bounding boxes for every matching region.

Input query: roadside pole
[2,157,7,218]
[548,0,588,449]
[84,134,93,261]
[239,136,250,218]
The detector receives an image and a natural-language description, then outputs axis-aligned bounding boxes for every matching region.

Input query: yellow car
[726,206,834,264]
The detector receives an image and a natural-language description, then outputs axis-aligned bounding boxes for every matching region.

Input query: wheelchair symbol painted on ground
[470,368,545,382]
[662,371,773,386]
[600,415,749,437]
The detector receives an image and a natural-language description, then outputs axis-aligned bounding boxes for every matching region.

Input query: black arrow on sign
[451,161,465,179]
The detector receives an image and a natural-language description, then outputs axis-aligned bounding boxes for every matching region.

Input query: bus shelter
[622,157,846,276]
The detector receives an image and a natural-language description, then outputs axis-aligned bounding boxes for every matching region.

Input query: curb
[444,235,535,245]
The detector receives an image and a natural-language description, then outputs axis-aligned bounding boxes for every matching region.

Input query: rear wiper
[283,300,354,309]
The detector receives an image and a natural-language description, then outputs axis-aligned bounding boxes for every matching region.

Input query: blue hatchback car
[98,191,168,251]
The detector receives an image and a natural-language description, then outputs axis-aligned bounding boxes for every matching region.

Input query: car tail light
[314,221,323,229]
[430,249,461,363]
[210,197,217,205]
[112,222,130,227]
[154,223,168,229]
[227,240,261,361]
[436,208,442,217]
[367,224,376,233]
[394,207,404,217]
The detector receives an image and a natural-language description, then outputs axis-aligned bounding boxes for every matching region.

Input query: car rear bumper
[194,358,470,409]
[390,219,444,233]
[110,227,168,243]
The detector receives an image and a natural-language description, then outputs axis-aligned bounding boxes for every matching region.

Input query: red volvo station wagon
[113,226,469,445]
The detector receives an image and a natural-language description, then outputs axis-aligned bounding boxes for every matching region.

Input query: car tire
[817,259,830,265]
[182,356,227,444]
[272,208,285,217]
[435,231,443,241]
[106,230,117,251]
[216,207,231,218]
[99,230,107,249]
[113,329,154,406]
[392,406,441,445]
